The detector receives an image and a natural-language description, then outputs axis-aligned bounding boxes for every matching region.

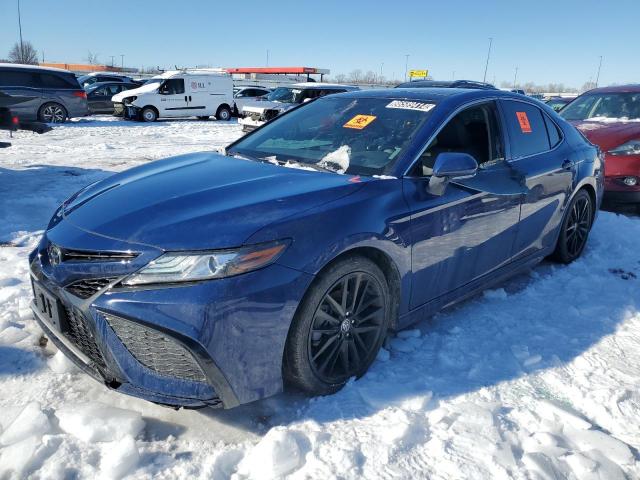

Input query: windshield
[265,87,303,104]
[229,96,435,176]
[560,92,640,121]
[77,75,95,87]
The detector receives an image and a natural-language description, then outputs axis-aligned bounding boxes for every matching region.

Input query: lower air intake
[103,313,208,383]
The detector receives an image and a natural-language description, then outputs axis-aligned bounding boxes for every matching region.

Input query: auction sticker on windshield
[344,114,377,129]
[386,100,435,112]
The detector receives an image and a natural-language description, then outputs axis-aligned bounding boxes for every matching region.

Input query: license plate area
[32,279,68,332]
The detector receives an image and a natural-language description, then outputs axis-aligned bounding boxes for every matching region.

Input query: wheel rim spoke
[308,271,385,382]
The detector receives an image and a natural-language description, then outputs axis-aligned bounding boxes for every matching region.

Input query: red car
[560,85,640,210]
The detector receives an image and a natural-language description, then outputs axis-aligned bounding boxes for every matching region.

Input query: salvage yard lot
[1,117,639,479]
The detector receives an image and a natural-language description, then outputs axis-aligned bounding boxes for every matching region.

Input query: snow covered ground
[1,116,639,479]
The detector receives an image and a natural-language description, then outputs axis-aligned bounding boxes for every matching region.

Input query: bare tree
[8,41,38,65]
[86,51,99,65]
[334,73,347,83]
[348,69,363,83]
[362,70,377,84]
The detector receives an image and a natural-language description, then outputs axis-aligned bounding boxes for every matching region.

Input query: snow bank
[55,403,144,443]
[236,428,303,479]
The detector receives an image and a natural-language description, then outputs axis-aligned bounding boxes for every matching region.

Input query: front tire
[38,102,67,123]
[551,189,594,263]
[141,107,157,122]
[284,256,390,396]
[215,105,232,121]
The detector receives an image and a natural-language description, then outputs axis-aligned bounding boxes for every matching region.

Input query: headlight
[609,140,640,156]
[122,240,289,286]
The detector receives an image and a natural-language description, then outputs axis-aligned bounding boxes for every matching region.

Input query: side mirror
[428,152,478,195]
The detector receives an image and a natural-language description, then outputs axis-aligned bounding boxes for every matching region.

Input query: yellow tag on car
[343,114,377,130]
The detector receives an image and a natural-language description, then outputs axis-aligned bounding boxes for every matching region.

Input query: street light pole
[17,0,24,61]
[452,71,455,80]
[120,54,124,70]
[483,37,493,83]
[513,66,519,89]
[595,56,603,87]
[404,54,409,82]
[379,62,384,83]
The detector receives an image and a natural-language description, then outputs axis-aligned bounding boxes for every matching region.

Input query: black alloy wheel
[284,256,390,395]
[308,271,386,384]
[552,189,594,263]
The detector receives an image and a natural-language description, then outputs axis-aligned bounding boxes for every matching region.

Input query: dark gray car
[86,82,138,114]
[0,63,89,123]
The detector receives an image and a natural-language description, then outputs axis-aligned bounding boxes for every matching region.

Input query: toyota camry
[30,88,603,408]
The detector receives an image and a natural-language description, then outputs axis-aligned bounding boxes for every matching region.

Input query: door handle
[562,160,574,170]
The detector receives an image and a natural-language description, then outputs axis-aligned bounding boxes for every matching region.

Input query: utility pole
[266,49,269,66]
[404,54,409,82]
[17,0,24,61]
[379,62,384,83]
[41,50,45,63]
[109,55,115,67]
[513,66,519,89]
[483,37,493,83]
[120,54,124,70]
[595,56,603,87]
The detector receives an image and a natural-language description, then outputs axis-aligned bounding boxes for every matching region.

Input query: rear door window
[39,73,76,89]
[501,100,550,158]
[0,70,40,87]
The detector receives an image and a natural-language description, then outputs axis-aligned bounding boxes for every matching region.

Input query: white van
[112,69,234,122]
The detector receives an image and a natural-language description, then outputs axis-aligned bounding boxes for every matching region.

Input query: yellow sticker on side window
[343,114,377,130]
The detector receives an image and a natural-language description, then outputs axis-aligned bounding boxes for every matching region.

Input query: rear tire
[141,107,157,122]
[38,102,67,123]
[284,256,390,396]
[215,105,231,121]
[551,189,594,263]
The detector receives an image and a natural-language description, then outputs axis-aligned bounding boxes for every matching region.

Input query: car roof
[83,72,129,77]
[583,84,640,94]
[88,81,133,88]
[290,82,359,90]
[395,79,497,90]
[0,62,72,74]
[332,87,540,109]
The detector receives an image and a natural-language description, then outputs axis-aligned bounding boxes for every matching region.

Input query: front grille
[263,109,279,121]
[60,248,138,263]
[64,306,107,373]
[65,277,116,299]
[104,313,208,383]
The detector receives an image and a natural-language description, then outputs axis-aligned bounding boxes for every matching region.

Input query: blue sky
[1,0,638,88]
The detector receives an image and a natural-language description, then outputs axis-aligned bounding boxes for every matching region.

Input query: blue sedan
[30,88,603,408]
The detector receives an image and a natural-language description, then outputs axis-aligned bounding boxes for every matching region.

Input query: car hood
[112,83,159,102]
[61,152,364,250]
[571,120,640,151]
[242,101,294,114]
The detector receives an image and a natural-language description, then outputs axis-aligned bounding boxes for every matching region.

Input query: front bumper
[30,230,314,408]
[603,189,640,206]
[238,116,264,132]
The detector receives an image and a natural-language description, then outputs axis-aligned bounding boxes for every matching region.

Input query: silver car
[0,63,89,123]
